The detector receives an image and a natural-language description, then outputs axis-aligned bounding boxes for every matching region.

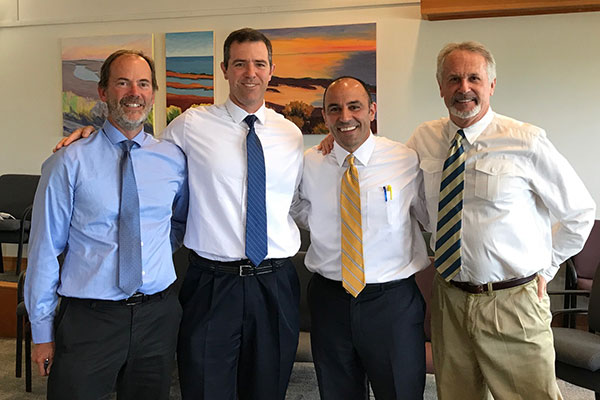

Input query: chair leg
[0,244,4,273]
[16,313,23,378]
[25,322,32,392]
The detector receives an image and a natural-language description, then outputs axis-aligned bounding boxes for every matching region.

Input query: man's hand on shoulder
[317,134,334,155]
[32,341,55,376]
[53,126,96,153]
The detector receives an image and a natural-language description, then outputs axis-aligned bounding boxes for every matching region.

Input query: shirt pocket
[367,188,399,229]
[420,159,444,199]
[474,158,518,201]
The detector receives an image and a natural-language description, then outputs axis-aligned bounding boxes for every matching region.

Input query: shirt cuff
[31,321,54,344]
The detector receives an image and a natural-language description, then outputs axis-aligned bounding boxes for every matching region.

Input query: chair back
[572,220,600,282]
[0,175,40,218]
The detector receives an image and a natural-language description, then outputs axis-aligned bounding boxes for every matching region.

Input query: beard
[449,102,481,120]
[107,95,152,132]
[449,92,481,120]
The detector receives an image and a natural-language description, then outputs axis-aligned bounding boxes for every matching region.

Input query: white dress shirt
[406,108,596,284]
[293,133,430,283]
[162,98,304,261]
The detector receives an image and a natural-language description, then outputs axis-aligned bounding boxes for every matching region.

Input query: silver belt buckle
[125,292,144,306]
[239,264,253,276]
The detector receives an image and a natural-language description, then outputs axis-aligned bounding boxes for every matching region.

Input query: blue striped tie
[244,115,268,267]
[118,140,143,295]
[434,129,466,281]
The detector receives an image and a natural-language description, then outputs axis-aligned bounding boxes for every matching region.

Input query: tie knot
[120,140,136,152]
[456,129,466,141]
[345,154,356,167]
[244,114,258,129]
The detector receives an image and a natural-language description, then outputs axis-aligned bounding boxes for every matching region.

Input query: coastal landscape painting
[165,31,214,125]
[61,34,154,136]
[261,23,376,135]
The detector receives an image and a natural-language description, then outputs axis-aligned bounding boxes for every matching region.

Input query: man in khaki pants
[406,41,596,399]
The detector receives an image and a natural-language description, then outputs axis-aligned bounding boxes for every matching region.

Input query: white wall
[1,1,599,221]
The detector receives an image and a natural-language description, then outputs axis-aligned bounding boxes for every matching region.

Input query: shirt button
[141,241,144,247]
[142,270,146,276]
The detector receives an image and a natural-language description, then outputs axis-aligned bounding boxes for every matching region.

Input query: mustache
[452,92,478,104]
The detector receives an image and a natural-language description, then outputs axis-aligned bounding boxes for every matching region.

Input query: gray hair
[436,41,496,83]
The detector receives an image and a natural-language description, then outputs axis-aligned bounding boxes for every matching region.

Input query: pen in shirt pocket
[383,186,387,202]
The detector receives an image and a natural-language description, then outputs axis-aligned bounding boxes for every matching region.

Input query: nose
[458,78,470,93]
[340,106,352,122]
[128,84,140,97]
[245,63,256,78]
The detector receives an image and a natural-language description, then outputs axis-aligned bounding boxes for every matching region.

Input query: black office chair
[15,270,32,392]
[563,220,600,327]
[0,174,40,276]
[550,258,600,399]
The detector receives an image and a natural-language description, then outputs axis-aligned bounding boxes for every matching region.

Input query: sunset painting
[261,23,376,135]
[61,34,154,136]
[165,31,214,125]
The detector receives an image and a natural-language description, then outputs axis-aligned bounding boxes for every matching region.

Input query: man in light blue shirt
[25,49,188,400]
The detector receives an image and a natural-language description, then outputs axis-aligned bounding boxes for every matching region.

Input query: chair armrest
[552,307,588,318]
[19,204,34,221]
[565,258,578,287]
[17,271,26,302]
[547,289,590,297]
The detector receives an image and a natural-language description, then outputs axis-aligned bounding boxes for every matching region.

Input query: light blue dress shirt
[25,120,188,344]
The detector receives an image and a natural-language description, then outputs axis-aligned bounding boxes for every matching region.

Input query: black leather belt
[316,273,414,295]
[189,251,288,277]
[63,285,171,307]
[450,273,537,294]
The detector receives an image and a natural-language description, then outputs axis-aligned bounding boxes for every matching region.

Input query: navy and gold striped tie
[434,129,466,281]
[341,155,365,297]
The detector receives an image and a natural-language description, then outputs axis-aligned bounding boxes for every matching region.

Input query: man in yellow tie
[293,76,430,399]
[406,41,596,400]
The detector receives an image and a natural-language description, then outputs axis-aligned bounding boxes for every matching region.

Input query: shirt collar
[448,107,494,144]
[225,97,267,127]
[332,132,375,168]
[101,120,147,147]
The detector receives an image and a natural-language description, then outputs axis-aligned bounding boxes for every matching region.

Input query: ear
[267,63,275,83]
[220,61,228,79]
[438,80,443,98]
[98,86,107,102]
[489,78,496,96]
[369,102,377,121]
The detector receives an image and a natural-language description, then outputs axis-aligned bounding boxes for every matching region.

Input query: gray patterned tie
[118,140,143,295]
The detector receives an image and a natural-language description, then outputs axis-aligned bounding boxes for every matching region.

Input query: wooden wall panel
[422,0,600,20]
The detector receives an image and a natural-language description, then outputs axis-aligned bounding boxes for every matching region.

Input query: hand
[32,341,55,376]
[317,133,334,155]
[53,125,96,153]
[537,274,547,301]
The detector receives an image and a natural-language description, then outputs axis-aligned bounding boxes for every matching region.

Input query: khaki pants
[431,274,562,400]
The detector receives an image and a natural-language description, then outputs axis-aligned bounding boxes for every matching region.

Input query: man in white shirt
[294,77,430,399]
[162,28,303,400]
[55,28,304,400]
[406,41,596,400]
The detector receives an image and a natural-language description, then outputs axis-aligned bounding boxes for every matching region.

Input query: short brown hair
[98,49,158,91]
[223,28,272,70]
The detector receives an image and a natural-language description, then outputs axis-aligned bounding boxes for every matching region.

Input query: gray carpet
[0,338,593,399]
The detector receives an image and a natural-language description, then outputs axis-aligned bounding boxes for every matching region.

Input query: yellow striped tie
[341,155,365,297]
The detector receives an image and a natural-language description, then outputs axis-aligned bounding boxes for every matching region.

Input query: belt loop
[487,282,493,295]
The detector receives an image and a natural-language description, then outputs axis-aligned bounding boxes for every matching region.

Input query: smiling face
[98,54,155,138]
[322,78,376,153]
[220,40,274,114]
[438,49,496,128]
